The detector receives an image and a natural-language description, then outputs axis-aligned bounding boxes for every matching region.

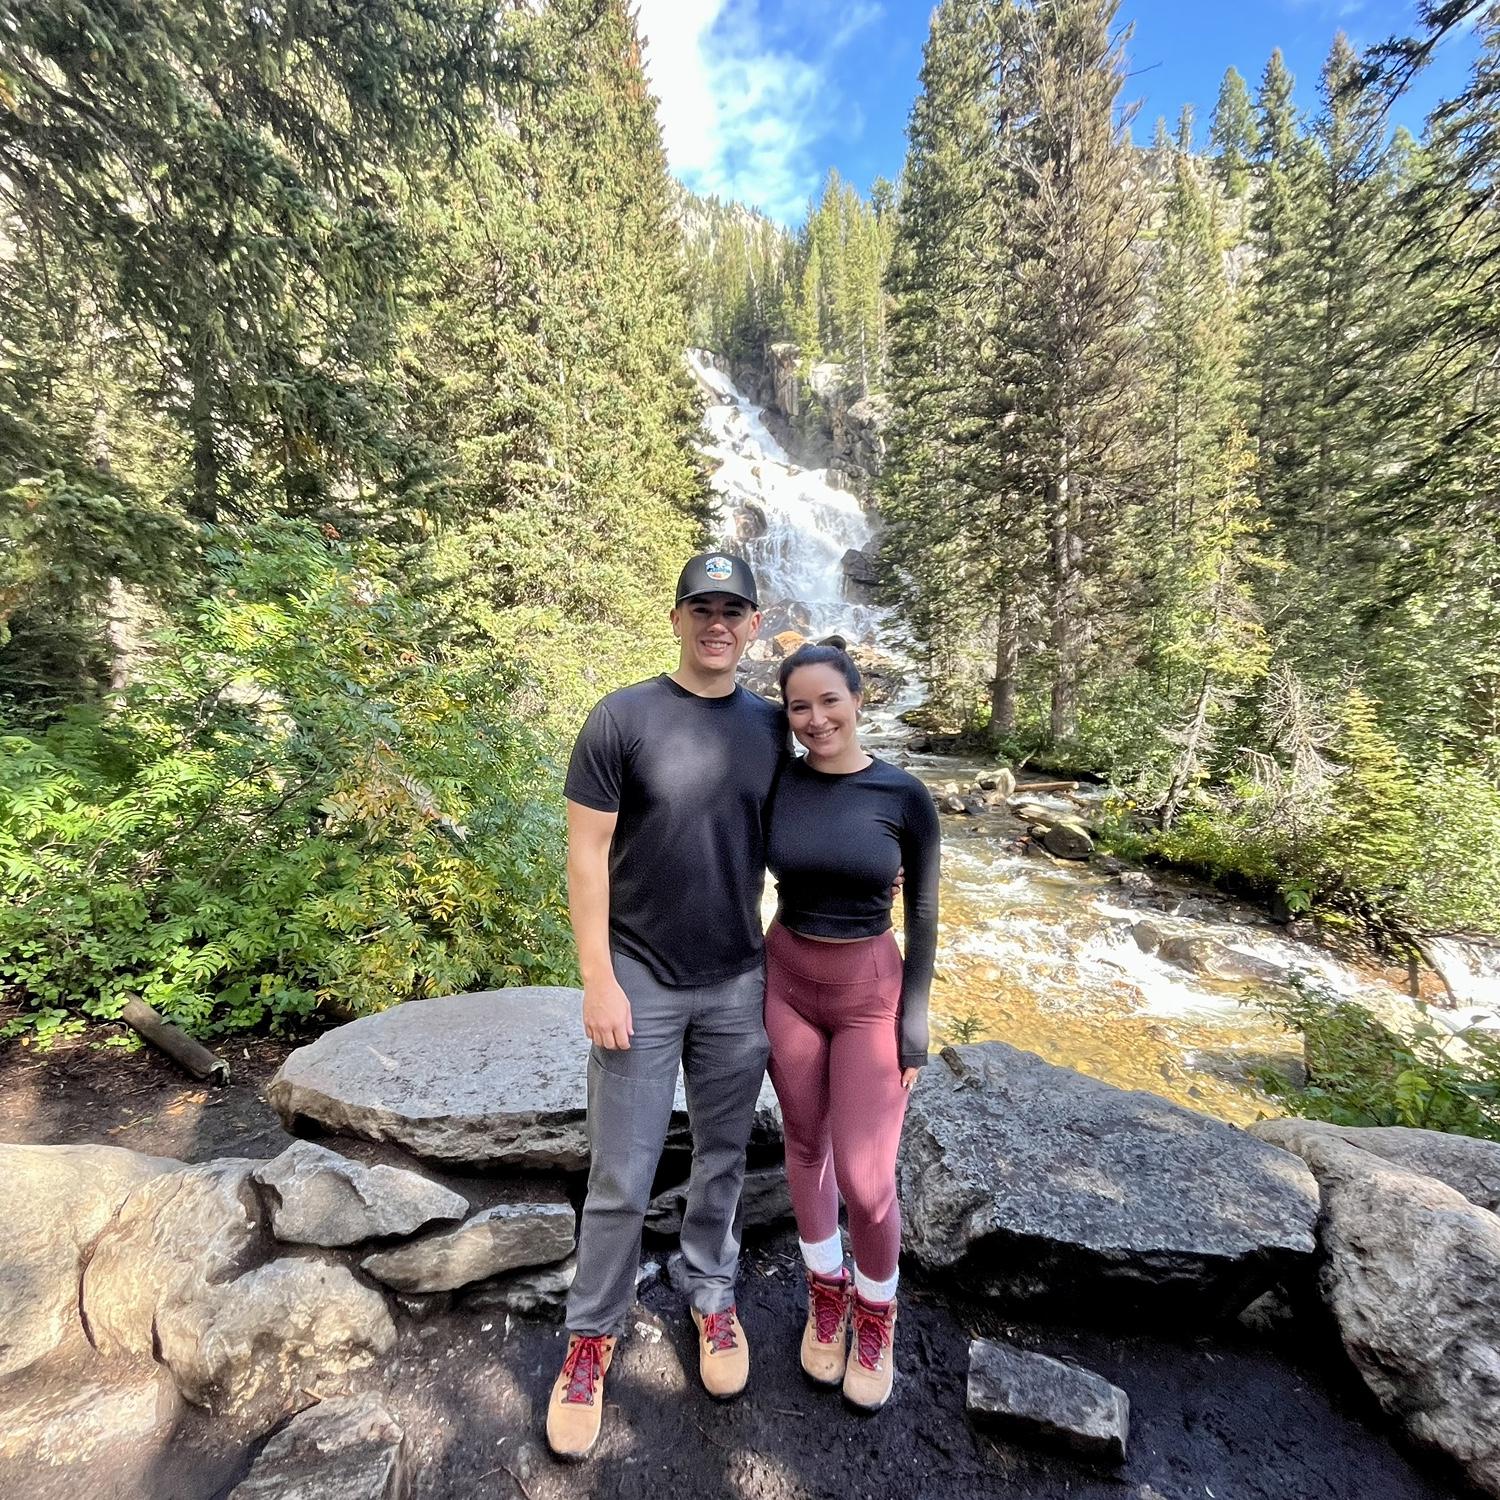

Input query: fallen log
[119,997,230,1085]
[1010,779,1080,795]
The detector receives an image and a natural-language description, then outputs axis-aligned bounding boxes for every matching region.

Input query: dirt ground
[0,1029,1470,1500]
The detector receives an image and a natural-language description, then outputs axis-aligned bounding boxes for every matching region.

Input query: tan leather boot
[691,1306,750,1399]
[842,1292,897,1411]
[800,1268,850,1386]
[545,1333,617,1461]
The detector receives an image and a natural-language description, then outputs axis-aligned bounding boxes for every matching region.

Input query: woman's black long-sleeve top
[765,755,942,1070]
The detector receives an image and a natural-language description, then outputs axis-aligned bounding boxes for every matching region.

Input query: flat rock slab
[897,1044,1319,1322]
[967,1338,1129,1464]
[1251,1117,1500,1213]
[362,1202,576,1293]
[0,1142,177,1379]
[267,989,781,1170]
[231,1394,408,1500]
[253,1141,468,1248]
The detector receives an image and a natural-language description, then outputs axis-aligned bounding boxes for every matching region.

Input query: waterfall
[689,350,886,644]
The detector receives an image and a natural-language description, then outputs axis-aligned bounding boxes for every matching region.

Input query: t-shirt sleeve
[896,778,942,1070]
[564,700,626,813]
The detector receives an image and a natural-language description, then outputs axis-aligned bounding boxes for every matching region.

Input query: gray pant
[566,951,770,1337]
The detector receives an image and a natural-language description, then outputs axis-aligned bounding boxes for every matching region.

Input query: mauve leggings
[764,921,909,1282]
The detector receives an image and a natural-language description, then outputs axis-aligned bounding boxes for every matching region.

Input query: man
[545,551,786,1462]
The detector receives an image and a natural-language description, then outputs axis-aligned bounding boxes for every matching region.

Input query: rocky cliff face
[727,342,888,499]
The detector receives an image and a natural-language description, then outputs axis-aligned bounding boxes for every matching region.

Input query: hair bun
[817,633,849,652]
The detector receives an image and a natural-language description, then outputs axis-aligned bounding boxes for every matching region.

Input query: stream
[690,350,1500,1125]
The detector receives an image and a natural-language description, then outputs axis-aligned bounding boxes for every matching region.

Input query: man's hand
[584,974,634,1050]
[901,1066,920,1091]
[890,864,905,901]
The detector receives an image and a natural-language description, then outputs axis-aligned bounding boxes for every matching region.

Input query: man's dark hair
[779,640,862,701]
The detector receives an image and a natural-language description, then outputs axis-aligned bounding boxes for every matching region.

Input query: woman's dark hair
[778,639,862,702]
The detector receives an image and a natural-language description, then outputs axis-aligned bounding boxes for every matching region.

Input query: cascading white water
[689,350,886,644]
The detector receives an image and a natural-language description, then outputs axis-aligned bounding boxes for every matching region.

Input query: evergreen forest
[4,0,1500,1047]
[1,0,708,1038]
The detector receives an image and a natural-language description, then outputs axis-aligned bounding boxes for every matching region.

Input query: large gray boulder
[81,1160,395,1423]
[361,1202,576,1294]
[1288,1132,1500,1497]
[897,1045,1319,1321]
[0,1142,176,1378]
[160,1258,396,1419]
[966,1339,1129,1464]
[253,1141,468,1247]
[267,989,780,1170]
[83,1159,264,1362]
[1251,1117,1500,1213]
[230,1394,408,1500]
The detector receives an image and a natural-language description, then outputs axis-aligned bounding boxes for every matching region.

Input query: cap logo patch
[704,556,734,582]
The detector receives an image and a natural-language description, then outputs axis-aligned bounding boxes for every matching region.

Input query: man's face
[671,593,760,675]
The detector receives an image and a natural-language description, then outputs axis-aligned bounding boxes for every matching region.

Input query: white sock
[853,1263,899,1303]
[799,1232,845,1277]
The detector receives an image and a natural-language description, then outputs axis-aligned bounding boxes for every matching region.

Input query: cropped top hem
[774,907,895,941]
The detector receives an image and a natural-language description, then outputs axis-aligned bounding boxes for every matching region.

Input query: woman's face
[784,662,862,762]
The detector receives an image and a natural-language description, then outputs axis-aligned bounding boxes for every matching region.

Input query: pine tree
[1001,0,1151,743]
[1210,67,1257,197]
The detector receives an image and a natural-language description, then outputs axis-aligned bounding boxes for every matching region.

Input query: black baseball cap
[675,552,759,608]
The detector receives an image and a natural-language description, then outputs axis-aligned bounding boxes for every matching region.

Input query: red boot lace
[700,1309,740,1354]
[561,1335,609,1406]
[851,1298,892,1371]
[808,1274,848,1344]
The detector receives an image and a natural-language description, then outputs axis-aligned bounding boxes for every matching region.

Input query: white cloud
[635,0,878,223]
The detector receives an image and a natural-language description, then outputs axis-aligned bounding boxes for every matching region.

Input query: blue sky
[635,0,1482,224]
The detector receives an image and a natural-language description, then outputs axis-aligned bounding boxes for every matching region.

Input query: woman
[764,640,940,1412]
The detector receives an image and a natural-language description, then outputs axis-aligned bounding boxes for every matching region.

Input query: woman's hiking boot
[842,1292,897,1412]
[545,1333,616,1461]
[800,1267,851,1386]
[691,1305,750,1399]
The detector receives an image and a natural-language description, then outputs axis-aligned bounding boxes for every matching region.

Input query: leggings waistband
[765,921,898,984]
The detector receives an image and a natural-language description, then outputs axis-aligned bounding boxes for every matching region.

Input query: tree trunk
[1161,669,1214,829]
[989,592,1019,739]
[188,356,219,524]
[1048,462,1081,743]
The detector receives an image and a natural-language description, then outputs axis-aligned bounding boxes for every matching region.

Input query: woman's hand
[901,1067,920,1091]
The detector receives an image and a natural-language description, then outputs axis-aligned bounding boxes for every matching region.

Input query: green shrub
[0,521,573,1039]
[1253,975,1500,1140]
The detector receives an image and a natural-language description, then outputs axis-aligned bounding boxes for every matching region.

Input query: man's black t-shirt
[564,674,787,988]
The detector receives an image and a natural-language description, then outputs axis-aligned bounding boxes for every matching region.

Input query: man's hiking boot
[691,1305,750,1399]
[546,1333,616,1460]
[800,1268,850,1386]
[842,1292,897,1411]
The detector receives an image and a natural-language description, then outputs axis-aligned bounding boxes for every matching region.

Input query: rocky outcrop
[268,989,781,1171]
[230,1394,408,1500]
[253,1142,468,1248]
[80,1158,394,1424]
[1270,1129,1500,1497]
[645,1167,793,1236]
[361,1203,576,1294]
[896,1044,1319,1322]
[83,1159,265,1362]
[464,1254,659,1320]
[0,1142,176,1379]
[1250,1118,1500,1213]
[0,1369,181,1468]
[162,1258,395,1419]
[966,1339,1129,1464]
